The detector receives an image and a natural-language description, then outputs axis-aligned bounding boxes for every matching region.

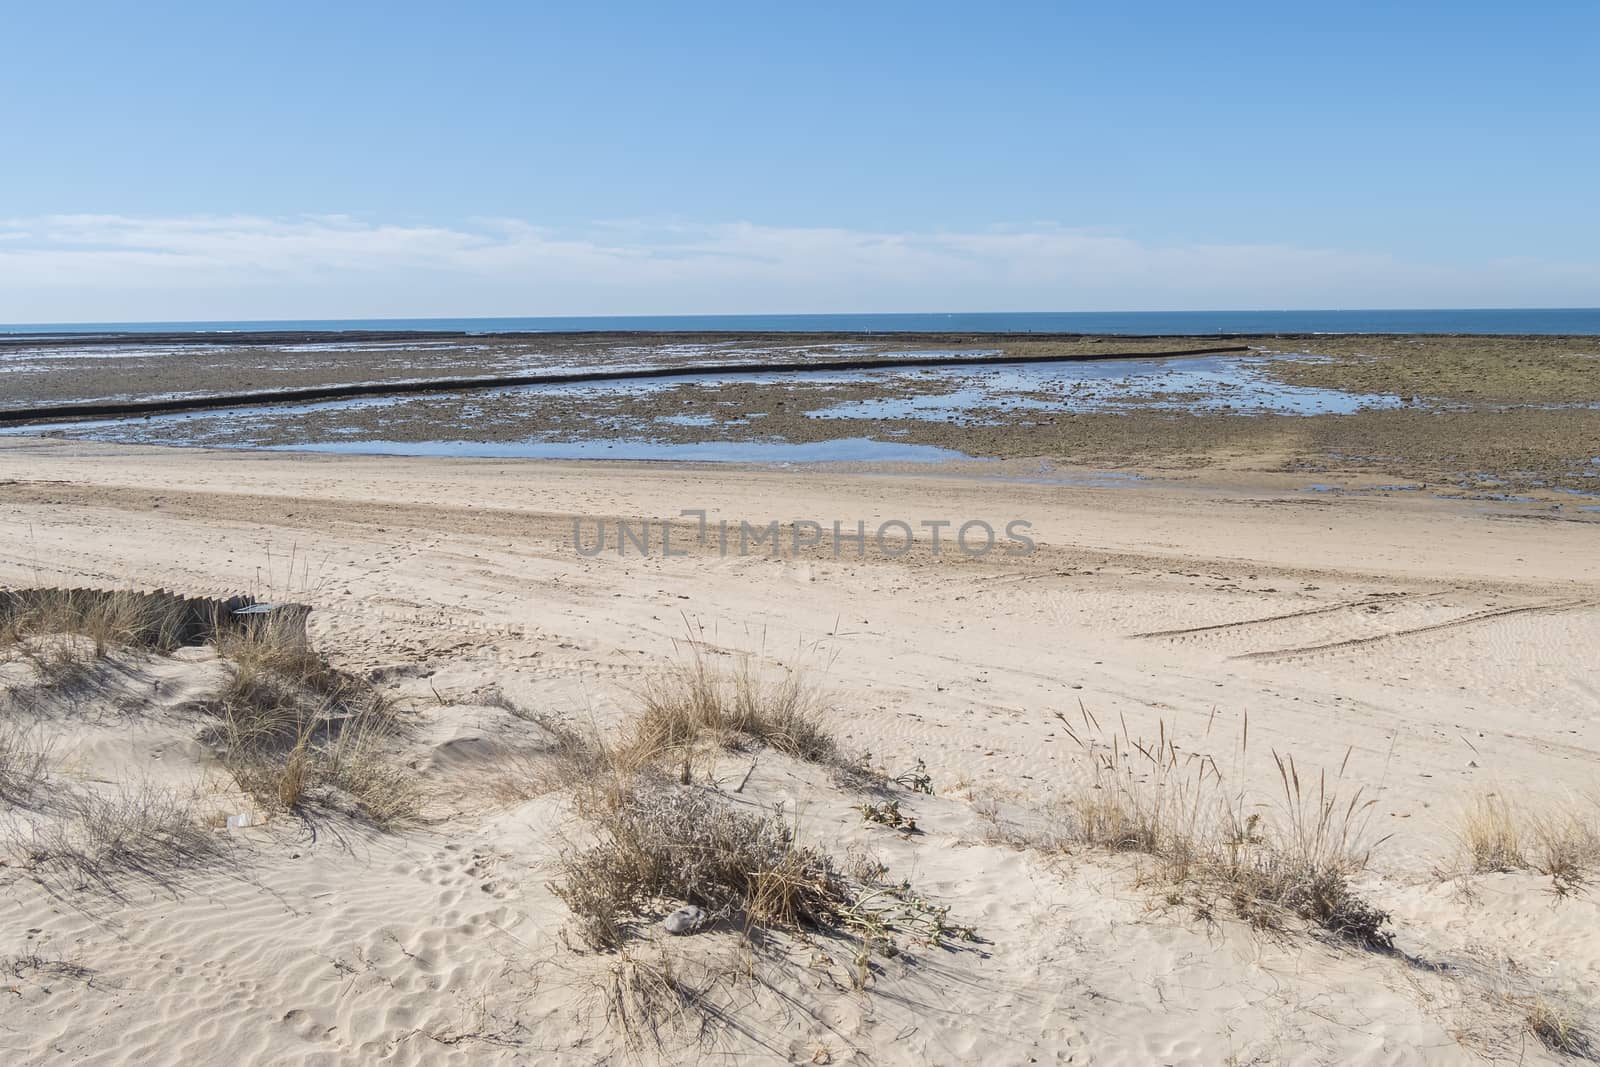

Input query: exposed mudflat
[4,332,1599,496]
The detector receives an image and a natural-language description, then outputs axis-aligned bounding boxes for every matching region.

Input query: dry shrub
[552,780,974,954]
[1053,707,1394,949]
[208,617,420,827]
[626,653,839,768]
[553,787,855,949]
[12,783,225,893]
[538,657,970,963]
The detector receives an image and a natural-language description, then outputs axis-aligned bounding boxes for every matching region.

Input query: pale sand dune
[1,436,1597,1064]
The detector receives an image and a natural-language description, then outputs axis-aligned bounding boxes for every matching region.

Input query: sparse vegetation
[893,758,934,795]
[12,783,225,893]
[1530,808,1600,897]
[1456,791,1600,895]
[0,720,52,807]
[596,947,716,1052]
[859,798,917,831]
[1525,996,1595,1059]
[206,611,420,827]
[0,590,249,894]
[625,652,839,767]
[1457,792,1526,873]
[553,782,973,956]
[1053,707,1394,949]
[0,587,196,658]
[536,658,973,970]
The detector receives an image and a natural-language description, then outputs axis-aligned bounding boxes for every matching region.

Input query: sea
[4,309,1600,336]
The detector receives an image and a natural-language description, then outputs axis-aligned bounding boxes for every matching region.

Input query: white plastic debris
[225,812,262,829]
[662,905,708,935]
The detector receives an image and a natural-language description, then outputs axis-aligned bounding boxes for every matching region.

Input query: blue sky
[3,1,1597,320]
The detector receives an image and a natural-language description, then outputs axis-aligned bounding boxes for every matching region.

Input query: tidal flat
[4,331,1597,496]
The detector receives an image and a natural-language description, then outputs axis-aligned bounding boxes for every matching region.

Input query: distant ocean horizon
[4,308,1600,337]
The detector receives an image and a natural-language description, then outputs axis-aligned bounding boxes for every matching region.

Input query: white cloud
[0,213,1595,322]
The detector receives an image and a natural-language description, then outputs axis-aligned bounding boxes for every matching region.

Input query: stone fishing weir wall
[0,587,309,646]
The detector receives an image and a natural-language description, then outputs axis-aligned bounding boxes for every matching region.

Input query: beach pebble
[663,905,708,935]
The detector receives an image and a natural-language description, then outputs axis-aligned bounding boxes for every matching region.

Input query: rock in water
[663,905,707,935]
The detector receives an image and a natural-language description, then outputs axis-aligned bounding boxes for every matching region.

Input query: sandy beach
[9,0,1600,1058]
[3,431,1597,1064]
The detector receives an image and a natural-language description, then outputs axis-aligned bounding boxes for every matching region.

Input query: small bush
[859,799,917,831]
[552,784,974,953]
[553,787,853,948]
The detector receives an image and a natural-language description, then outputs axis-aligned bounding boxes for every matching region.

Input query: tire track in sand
[1128,591,1436,640]
[1229,599,1595,663]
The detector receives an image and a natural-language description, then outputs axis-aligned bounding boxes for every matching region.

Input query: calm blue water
[5,309,1600,336]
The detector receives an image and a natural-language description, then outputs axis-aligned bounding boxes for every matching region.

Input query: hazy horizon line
[5,214,1599,324]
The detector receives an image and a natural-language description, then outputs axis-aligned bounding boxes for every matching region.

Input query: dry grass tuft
[541,655,972,956]
[0,720,53,808]
[625,653,840,769]
[12,783,226,893]
[598,947,716,1052]
[1455,791,1600,895]
[1053,706,1394,949]
[207,616,421,827]
[1456,793,1526,873]
[553,777,976,957]
[553,787,855,949]
[0,588,194,659]
[1525,997,1595,1059]
[1530,808,1600,896]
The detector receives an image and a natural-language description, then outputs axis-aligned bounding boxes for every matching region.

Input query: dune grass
[538,657,973,959]
[12,783,226,894]
[1052,706,1395,949]
[0,588,421,897]
[1456,790,1600,894]
[0,720,52,808]
[1524,996,1595,1059]
[622,651,841,769]
[0,588,194,659]
[1456,793,1525,873]
[206,613,420,827]
[0,590,236,891]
